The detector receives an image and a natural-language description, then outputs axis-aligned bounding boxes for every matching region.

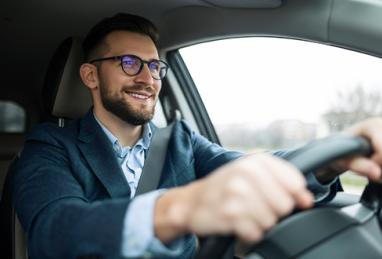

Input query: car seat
[0,37,91,259]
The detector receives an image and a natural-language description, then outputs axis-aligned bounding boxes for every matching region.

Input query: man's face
[96,31,161,125]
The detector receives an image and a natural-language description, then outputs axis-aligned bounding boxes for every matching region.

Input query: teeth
[128,93,149,100]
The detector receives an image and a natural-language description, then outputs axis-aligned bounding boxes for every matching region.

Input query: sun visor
[201,0,283,8]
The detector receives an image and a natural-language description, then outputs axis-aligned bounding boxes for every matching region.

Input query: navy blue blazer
[12,111,243,258]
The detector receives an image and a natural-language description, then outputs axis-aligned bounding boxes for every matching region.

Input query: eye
[149,61,160,71]
[121,56,140,68]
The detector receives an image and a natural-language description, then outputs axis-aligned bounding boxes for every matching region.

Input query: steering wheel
[195,135,382,259]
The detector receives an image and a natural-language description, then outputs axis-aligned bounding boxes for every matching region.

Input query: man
[12,13,382,259]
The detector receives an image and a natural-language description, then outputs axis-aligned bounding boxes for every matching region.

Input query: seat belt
[135,121,176,195]
[135,120,235,259]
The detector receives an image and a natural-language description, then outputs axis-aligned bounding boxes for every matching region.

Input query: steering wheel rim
[195,135,379,259]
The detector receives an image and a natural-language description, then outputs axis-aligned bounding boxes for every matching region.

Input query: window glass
[180,37,382,194]
[0,101,26,132]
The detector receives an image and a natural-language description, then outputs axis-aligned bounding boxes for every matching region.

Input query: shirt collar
[93,113,152,151]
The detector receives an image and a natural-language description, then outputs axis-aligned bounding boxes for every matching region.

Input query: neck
[94,106,143,147]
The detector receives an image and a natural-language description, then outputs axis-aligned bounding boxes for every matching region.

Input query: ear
[79,63,99,90]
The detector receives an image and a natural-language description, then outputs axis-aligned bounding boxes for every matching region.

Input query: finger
[222,176,279,231]
[365,127,382,166]
[371,152,382,164]
[273,169,314,209]
[260,156,314,209]
[255,178,296,218]
[234,218,263,243]
[348,118,382,165]
[371,133,382,157]
[246,187,279,231]
[244,160,298,218]
[346,157,381,181]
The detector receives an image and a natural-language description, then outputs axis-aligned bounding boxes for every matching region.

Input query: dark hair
[82,13,159,61]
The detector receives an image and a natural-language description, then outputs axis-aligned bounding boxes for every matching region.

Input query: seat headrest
[42,37,92,119]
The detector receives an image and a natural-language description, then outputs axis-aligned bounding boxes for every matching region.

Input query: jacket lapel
[77,111,131,198]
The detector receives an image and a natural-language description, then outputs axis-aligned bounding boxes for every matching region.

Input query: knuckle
[260,214,277,230]
[221,201,241,222]
[237,224,263,243]
[288,176,306,193]
[276,199,294,216]
[224,178,246,197]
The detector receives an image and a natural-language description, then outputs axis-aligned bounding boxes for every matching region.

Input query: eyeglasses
[89,54,169,80]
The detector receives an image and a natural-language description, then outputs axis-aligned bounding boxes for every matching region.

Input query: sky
[180,37,382,129]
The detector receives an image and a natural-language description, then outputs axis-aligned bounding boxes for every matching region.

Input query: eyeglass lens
[121,55,167,79]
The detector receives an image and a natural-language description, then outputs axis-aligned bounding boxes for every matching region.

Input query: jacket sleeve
[176,121,242,178]
[12,129,129,259]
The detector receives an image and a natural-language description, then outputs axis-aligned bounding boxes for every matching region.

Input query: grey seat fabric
[0,155,27,259]
[14,213,27,259]
[42,37,92,120]
[0,133,26,258]
[0,133,25,195]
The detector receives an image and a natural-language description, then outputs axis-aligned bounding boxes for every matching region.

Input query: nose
[134,63,154,85]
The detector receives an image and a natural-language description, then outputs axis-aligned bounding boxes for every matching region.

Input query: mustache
[122,84,155,94]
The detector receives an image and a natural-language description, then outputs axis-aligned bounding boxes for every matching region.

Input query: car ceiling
[2,0,382,125]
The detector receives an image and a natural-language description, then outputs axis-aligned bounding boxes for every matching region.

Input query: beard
[99,83,156,126]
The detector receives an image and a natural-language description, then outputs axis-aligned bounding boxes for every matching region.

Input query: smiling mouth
[125,91,152,101]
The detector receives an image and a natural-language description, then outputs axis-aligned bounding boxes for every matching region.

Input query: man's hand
[317,118,382,184]
[154,154,313,244]
[343,118,382,180]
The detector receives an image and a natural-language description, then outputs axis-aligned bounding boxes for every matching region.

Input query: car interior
[2,0,382,258]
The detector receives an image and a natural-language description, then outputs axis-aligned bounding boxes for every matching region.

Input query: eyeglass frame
[89,54,169,80]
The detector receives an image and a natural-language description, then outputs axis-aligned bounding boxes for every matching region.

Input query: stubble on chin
[102,93,156,125]
[99,80,158,125]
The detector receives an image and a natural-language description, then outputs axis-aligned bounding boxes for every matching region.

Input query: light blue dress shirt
[94,115,185,258]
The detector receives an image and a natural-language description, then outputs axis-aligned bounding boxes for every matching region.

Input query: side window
[0,101,26,133]
[180,37,382,194]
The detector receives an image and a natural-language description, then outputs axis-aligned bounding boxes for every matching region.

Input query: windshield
[180,37,382,194]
